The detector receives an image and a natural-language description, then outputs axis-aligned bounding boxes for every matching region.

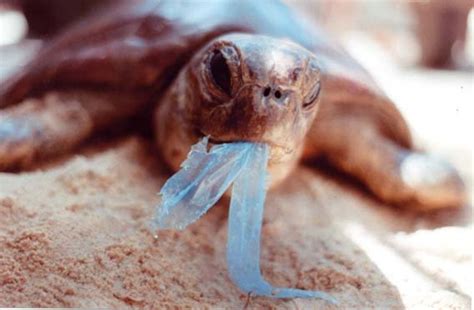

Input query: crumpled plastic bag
[151,138,336,303]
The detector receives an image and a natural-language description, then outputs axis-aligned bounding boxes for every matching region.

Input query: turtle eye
[303,81,321,109]
[209,50,232,96]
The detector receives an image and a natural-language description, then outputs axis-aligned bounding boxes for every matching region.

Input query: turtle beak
[197,84,300,149]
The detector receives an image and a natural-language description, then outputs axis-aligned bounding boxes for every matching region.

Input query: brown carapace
[0,0,465,210]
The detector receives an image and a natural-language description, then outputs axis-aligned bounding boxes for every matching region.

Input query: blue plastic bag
[151,138,336,303]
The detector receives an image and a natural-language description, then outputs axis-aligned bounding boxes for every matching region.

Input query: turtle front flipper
[0,90,148,170]
[0,0,241,170]
[303,115,465,211]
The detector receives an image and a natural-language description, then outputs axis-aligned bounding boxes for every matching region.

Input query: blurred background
[1,0,473,67]
[290,0,473,70]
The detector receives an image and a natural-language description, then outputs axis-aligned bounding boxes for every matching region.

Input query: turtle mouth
[195,130,229,146]
[197,130,294,158]
[207,136,227,145]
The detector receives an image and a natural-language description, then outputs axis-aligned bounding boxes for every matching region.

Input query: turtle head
[191,34,321,162]
[156,33,321,185]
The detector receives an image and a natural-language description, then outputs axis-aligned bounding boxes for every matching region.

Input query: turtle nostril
[263,87,271,97]
[274,90,282,99]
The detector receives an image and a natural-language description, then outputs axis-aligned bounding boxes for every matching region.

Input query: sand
[0,137,396,308]
[0,135,470,308]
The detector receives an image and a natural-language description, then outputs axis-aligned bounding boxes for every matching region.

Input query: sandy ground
[0,37,472,308]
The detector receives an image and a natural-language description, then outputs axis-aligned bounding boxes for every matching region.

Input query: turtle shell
[0,0,411,148]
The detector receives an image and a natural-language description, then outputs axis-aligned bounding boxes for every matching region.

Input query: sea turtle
[0,0,464,211]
